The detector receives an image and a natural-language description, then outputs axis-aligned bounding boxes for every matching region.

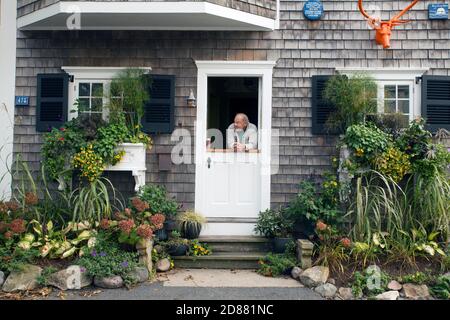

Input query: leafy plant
[351,267,391,297]
[257,253,297,277]
[37,266,58,286]
[107,68,150,138]
[374,147,411,183]
[138,185,179,219]
[323,73,377,134]
[430,274,450,299]
[254,208,294,238]
[343,123,391,164]
[76,235,141,286]
[0,241,39,273]
[398,271,433,285]
[69,177,119,223]
[189,239,212,256]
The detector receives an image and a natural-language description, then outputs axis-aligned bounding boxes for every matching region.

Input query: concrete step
[173,252,266,269]
[198,236,273,253]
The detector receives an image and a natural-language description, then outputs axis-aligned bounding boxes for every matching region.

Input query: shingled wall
[13,1,450,208]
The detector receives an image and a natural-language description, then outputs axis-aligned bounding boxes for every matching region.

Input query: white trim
[336,67,429,120]
[18,1,275,31]
[336,67,429,80]
[194,60,275,231]
[61,66,152,80]
[0,0,17,200]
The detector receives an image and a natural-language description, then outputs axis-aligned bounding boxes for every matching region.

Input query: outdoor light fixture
[358,0,421,49]
[187,89,196,107]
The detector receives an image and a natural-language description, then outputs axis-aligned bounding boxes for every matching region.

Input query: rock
[402,283,431,300]
[291,267,303,280]
[156,258,171,272]
[314,283,337,298]
[327,278,336,285]
[2,265,42,292]
[94,275,124,289]
[375,290,399,300]
[338,287,354,300]
[299,266,329,288]
[0,271,4,288]
[387,280,402,291]
[47,265,92,290]
[130,267,149,283]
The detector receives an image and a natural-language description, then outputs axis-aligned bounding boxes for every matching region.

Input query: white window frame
[336,68,429,121]
[61,67,152,121]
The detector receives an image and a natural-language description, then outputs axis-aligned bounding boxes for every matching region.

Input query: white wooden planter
[105,143,147,191]
[58,143,147,191]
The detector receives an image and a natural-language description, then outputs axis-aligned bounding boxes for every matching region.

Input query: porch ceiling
[17,1,276,31]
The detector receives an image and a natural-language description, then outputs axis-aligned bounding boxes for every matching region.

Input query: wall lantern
[187,89,196,107]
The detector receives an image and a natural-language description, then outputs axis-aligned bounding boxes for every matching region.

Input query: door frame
[194,60,276,221]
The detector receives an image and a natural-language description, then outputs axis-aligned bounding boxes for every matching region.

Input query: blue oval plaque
[303,0,324,21]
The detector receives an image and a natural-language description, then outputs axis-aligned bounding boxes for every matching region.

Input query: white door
[194,61,275,236]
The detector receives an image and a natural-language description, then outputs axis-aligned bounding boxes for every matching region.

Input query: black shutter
[421,75,450,132]
[36,73,69,132]
[142,75,175,134]
[311,75,335,135]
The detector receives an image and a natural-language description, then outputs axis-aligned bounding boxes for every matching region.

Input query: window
[76,81,107,122]
[376,81,413,124]
[61,67,152,121]
[336,68,429,126]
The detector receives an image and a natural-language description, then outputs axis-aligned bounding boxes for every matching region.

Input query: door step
[173,252,267,269]
[172,236,273,269]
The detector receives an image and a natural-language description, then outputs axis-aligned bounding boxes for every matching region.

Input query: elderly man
[226,113,258,151]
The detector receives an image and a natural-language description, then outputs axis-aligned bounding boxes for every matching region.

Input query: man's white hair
[235,113,249,125]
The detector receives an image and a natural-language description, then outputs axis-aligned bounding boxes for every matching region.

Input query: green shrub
[37,266,58,286]
[138,185,179,219]
[257,253,297,277]
[398,271,433,285]
[76,234,140,286]
[430,274,450,299]
[323,73,377,134]
[351,267,390,297]
[254,208,294,238]
[343,124,391,164]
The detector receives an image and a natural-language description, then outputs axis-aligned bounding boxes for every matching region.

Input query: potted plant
[164,231,189,256]
[177,211,206,240]
[254,208,294,254]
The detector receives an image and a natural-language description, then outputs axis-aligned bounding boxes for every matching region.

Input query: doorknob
[207,157,211,169]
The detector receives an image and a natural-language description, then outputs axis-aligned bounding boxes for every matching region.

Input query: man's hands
[233,142,246,152]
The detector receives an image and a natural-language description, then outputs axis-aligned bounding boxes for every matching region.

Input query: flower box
[105,143,147,191]
[58,143,147,191]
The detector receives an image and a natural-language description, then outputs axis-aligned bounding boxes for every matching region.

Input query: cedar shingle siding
[13,0,450,209]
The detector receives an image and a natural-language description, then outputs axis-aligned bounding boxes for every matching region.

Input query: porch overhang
[17,1,276,31]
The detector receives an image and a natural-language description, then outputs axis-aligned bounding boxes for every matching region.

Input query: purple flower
[120,261,129,268]
[100,252,107,257]
[91,250,97,257]
[80,267,86,273]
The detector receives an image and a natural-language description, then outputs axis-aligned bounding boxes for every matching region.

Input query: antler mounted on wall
[358,0,421,49]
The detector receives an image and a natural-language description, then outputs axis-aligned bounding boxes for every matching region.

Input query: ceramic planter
[273,237,292,254]
[167,244,189,256]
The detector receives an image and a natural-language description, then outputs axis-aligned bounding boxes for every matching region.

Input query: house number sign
[15,96,30,107]
[303,0,324,21]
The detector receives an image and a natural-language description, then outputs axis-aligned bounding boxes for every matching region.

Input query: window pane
[78,98,90,112]
[79,83,90,97]
[91,98,103,112]
[384,100,396,113]
[398,100,410,113]
[398,85,409,99]
[384,85,396,99]
[92,83,104,97]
